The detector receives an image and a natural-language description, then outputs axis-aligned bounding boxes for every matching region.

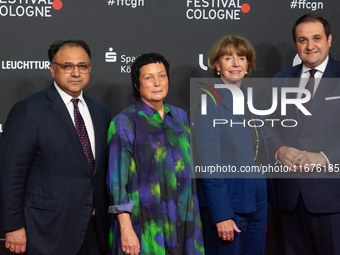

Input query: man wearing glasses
[0,40,111,255]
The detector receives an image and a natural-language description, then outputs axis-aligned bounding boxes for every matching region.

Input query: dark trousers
[200,181,267,255]
[281,195,340,255]
[77,219,104,255]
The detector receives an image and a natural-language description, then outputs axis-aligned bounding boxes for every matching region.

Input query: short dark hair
[48,40,91,63]
[292,13,331,43]
[131,53,170,99]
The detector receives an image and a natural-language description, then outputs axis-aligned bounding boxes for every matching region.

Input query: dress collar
[135,100,172,118]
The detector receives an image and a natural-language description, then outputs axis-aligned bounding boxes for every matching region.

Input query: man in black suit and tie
[263,13,340,254]
[0,40,111,254]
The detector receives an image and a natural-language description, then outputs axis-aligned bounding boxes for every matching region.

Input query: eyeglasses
[53,62,91,74]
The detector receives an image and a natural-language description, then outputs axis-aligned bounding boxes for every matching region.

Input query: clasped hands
[278,146,327,171]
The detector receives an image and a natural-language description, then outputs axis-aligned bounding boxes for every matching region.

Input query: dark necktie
[299,69,317,123]
[71,99,95,172]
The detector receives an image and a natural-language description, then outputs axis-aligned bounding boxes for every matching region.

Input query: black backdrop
[0,0,338,254]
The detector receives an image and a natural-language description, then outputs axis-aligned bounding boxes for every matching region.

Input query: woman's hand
[117,212,140,255]
[5,227,26,254]
[215,219,241,242]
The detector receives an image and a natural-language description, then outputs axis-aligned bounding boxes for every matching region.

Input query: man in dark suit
[0,40,111,254]
[263,13,340,254]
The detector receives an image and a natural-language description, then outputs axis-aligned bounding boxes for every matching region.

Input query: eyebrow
[298,33,322,39]
[62,61,88,64]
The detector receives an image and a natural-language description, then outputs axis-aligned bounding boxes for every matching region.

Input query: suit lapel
[304,56,340,126]
[85,97,102,175]
[46,86,92,175]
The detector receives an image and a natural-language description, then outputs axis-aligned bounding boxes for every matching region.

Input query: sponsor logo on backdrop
[0,0,63,18]
[105,48,117,63]
[186,0,251,20]
[105,47,138,74]
[199,54,208,71]
[107,0,144,8]
[1,60,50,70]
[200,53,303,71]
[290,0,323,11]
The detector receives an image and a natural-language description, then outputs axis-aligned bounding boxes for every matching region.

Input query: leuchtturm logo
[195,80,313,128]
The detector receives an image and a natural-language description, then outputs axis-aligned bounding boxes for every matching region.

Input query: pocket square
[325,96,340,101]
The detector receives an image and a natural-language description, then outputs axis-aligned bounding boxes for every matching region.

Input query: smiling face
[137,62,169,108]
[295,21,332,69]
[215,49,248,86]
[49,45,91,98]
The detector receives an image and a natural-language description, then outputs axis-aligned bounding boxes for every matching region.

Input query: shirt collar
[135,100,172,118]
[302,55,329,74]
[54,81,85,106]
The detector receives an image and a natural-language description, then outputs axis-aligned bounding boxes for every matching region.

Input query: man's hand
[291,151,327,171]
[278,147,303,170]
[5,227,26,254]
[215,219,241,242]
[279,147,327,171]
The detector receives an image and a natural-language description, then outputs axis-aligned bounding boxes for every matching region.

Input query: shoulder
[9,86,53,113]
[22,86,52,103]
[116,104,139,119]
[84,95,109,112]
[274,64,302,78]
[108,105,137,141]
[328,55,340,66]
[326,55,340,75]
[110,104,138,128]
[167,104,188,120]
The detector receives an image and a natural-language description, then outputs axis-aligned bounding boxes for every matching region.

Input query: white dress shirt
[297,55,328,98]
[54,82,96,159]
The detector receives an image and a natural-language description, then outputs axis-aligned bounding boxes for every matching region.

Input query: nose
[153,77,161,86]
[306,40,314,50]
[71,65,81,77]
[232,58,240,66]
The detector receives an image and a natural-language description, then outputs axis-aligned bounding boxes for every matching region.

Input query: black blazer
[263,55,340,213]
[194,85,274,224]
[0,85,111,254]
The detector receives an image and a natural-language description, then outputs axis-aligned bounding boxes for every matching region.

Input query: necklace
[250,112,260,161]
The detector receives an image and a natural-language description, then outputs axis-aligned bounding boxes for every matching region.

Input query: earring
[217,71,220,76]
[245,71,248,74]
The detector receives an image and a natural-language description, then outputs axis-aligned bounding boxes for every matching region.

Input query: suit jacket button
[300,134,304,139]
[87,203,92,207]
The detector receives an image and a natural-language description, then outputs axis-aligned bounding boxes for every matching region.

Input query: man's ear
[49,63,55,78]
[328,33,332,48]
